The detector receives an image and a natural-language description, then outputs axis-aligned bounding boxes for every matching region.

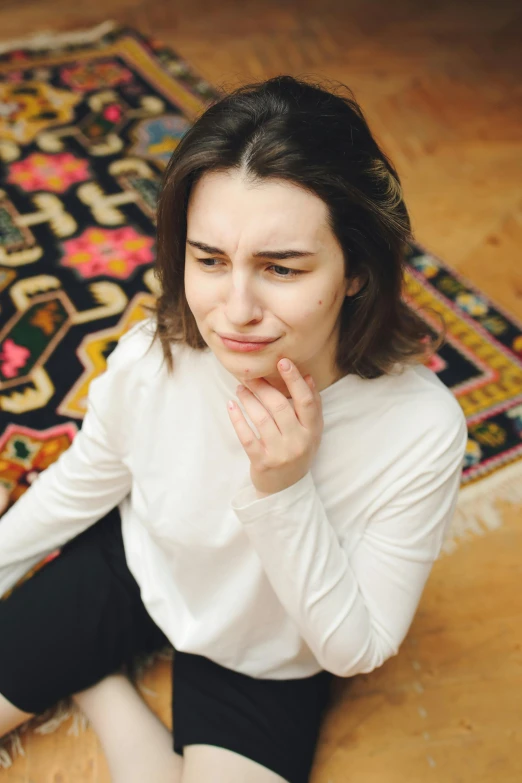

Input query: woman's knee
[0,690,34,739]
[71,672,129,717]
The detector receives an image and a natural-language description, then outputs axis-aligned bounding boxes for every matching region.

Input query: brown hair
[148,75,446,379]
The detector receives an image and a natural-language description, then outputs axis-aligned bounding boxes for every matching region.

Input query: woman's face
[184,169,362,396]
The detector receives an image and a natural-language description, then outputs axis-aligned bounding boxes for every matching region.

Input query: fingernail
[279,359,291,371]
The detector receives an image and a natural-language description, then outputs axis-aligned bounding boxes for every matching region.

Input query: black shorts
[0,507,334,783]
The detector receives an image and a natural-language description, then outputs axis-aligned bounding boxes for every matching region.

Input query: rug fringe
[442,459,522,555]
[34,699,78,735]
[0,19,118,55]
[0,721,27,769]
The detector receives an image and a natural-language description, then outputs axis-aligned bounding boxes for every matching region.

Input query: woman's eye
[195,258,303,279]
[196,258,220,269]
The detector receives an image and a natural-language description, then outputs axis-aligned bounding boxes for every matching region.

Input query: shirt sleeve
[0,320,150,599]
[230,407,468,678]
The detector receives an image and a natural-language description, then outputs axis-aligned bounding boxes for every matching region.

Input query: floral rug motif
[0,20,521,599]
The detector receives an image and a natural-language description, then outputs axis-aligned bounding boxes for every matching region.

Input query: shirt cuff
[230,471,315,523]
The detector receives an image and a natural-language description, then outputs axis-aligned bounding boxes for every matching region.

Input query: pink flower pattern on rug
[8,152,90,193]
[61,226,155,278]
[0,338,30,379]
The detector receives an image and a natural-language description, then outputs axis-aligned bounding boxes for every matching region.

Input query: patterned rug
[1,19,522,588]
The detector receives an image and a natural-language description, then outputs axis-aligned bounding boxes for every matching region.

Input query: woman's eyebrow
[186,239,316,261]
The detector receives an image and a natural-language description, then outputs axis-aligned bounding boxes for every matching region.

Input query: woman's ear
[345,275,366,297]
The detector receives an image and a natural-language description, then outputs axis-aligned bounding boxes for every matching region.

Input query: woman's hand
[227,358,324,497]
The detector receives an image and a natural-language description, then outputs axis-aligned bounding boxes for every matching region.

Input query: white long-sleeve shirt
[0,317,468,679]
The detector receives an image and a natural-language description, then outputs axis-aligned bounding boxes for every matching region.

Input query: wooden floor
[1,0,521,780]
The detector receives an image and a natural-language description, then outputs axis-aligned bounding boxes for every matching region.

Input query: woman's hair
[148,74,446,379]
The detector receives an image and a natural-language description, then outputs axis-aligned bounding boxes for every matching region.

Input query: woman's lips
[220,336,278,352]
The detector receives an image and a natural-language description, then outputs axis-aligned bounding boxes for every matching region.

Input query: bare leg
[0,691,33,739]
[181,744,290,783]
[72,673,183,783]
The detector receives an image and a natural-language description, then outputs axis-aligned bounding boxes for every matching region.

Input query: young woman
[0,75,467,783]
